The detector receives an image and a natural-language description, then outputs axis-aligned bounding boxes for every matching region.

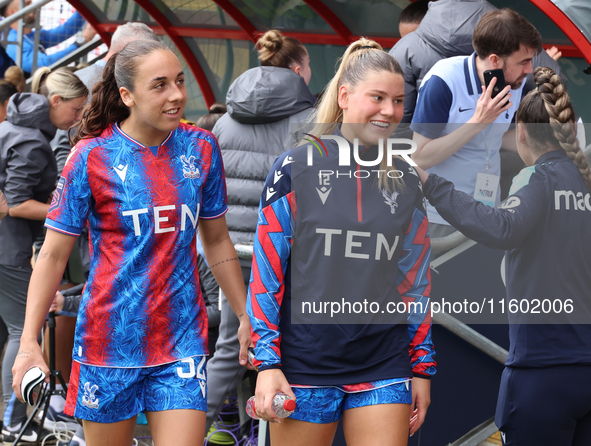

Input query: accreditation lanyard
[473,128,500,207]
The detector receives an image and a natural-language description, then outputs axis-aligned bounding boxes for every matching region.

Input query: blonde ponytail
[308,38,405,191]
[309,38,383,138]
[30,67,88,101]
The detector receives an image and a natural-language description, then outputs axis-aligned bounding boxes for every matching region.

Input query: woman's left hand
[409,377,431,436]
[238,316,255,370]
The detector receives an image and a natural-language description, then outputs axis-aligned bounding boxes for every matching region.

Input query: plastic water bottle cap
[283,399,296,411]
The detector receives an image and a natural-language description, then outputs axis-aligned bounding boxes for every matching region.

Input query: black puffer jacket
[213,66,315,244]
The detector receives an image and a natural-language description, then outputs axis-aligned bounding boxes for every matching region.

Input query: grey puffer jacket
[0,93,57,267]
[213,66,315,244]
[390,0,564,133]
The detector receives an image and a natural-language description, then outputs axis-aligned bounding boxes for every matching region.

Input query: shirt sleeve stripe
[45,219,83,237]
[199,207,228,220]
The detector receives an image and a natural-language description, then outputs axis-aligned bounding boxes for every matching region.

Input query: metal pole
[31,4,40,73]
[434,311,509,364]
[15,0,24,67]
[446,417,499,446]
[0,0,52,32]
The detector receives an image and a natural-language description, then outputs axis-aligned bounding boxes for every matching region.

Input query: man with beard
[410,8,543,238]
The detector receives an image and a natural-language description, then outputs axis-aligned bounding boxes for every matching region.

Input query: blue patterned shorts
[289,379,412,424]
[64,356,207,423]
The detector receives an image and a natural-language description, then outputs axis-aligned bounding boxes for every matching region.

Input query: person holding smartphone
[410,8,542,240]
[417,66,591,445]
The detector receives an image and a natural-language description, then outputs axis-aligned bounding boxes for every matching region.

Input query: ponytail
[72,55,128,146]
[30,67,51,95]
[516,67,591,192]
[308,38,404,191]
[30,66,87,100]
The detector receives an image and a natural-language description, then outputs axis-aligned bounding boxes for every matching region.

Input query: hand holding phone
[483,69,508,99]
[471,69,512,125]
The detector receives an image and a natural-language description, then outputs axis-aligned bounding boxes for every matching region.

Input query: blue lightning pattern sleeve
[247,152,294,371]
[397,205,436,378]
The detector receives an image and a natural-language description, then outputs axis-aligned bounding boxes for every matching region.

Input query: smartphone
[483,69,507,99]
[21,367,46,406]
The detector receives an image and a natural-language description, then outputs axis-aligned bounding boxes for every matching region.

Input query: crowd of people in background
[0,1,590,446]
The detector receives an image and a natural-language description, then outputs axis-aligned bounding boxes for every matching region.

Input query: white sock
[6,421,22,432]
[50,384,66,412]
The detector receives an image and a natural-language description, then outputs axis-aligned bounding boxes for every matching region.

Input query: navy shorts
[496,365,591,446]
[289,379,412,424]
[65,356,207,423]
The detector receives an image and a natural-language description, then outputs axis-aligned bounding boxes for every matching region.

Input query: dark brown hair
[473,9,542,59]
[516,67,591,192]
[72,40,172,146]
[256,30,307,69]
[195,103,227,131]
[399,0,431,25]
[0,80,17,104]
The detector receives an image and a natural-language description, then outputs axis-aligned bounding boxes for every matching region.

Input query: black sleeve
[423,173,547,250]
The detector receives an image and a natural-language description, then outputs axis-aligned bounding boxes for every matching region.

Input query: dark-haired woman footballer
[418,67,591,446]
[11,40,250,446]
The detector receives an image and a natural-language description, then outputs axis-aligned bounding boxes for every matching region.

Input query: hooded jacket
[0,93,57,267]
[212,66,315,245]
[390,0,564,133]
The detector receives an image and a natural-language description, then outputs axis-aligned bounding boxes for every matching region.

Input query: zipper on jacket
[357,164,362,222]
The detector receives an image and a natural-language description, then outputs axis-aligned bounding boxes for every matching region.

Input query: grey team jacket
[213,66,316,245]
[0,93,57,267]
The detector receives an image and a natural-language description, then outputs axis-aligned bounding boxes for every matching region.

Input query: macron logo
[113,164,128,182]
[316,186,331,205]
[273,170,284,184]
[266,187,277,201]
[282,156,293,168]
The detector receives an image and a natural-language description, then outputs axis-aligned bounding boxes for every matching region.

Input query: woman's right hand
[254,368,296,423]
[11,341,50,402]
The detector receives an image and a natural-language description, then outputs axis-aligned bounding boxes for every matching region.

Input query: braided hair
[516,67,591,192]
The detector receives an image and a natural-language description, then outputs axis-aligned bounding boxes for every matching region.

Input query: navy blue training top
[247,130,436,385]
[425,149,591,368]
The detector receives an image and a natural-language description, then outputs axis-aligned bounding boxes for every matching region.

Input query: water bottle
[246,392,296,419]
